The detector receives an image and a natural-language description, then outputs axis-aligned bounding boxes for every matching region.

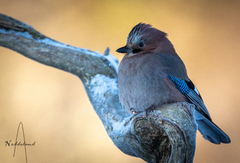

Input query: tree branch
[0,13,197,163]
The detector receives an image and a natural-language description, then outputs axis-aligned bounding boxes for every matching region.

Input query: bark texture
[0,13,197,163]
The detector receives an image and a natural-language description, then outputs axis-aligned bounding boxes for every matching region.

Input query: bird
[116,23,231,144]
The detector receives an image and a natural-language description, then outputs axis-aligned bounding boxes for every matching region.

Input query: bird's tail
[195,109,231,144]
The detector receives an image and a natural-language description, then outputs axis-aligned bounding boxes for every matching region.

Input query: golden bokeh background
[0,0,240,162]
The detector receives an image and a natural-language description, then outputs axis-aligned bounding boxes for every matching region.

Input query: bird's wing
[169,76,211,120]
[169,75,231,144]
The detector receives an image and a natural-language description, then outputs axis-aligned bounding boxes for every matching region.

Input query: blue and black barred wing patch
[169,75,211,121]
[169,75,231,144]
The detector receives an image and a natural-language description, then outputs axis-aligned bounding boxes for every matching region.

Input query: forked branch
[0,13,197,163]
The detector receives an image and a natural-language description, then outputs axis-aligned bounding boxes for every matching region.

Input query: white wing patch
[194,86,200,95]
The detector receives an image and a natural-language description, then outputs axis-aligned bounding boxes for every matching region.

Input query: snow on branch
[0,13,197,163]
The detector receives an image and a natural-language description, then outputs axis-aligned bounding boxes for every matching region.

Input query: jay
[117,23,230,144]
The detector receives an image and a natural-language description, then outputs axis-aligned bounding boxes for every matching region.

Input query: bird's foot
[146,106,156,116]
[130,108,137,114]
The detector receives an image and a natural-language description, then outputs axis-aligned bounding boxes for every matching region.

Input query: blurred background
[0,0,239,162]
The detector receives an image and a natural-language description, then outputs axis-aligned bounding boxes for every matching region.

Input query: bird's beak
[116,46,132,53]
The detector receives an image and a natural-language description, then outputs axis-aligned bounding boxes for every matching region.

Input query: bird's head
[116,23,176,57]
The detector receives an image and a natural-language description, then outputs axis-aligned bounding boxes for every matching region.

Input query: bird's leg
[146,105,156,116]
[130,108,137,114]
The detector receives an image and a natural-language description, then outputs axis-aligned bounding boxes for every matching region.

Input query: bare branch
[0,13,197,163]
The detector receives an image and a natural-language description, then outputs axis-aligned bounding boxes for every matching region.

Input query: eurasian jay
[117,23,230,144]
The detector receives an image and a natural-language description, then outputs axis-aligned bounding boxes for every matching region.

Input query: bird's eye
[138,42,144,48]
